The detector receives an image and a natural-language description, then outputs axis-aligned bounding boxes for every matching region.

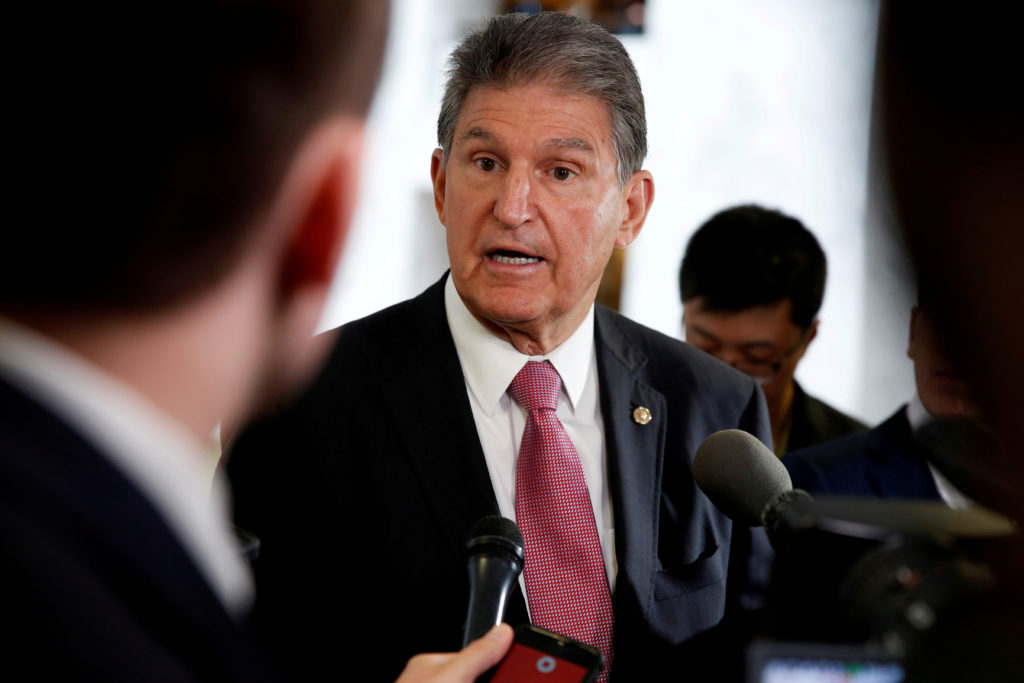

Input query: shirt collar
[0,316,253,615]
[444,275,596,416]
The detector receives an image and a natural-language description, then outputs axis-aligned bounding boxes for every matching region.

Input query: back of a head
[879,2,1024,468]
[437,10,646,187]
[6,0,388,316]
[679,204,826,329]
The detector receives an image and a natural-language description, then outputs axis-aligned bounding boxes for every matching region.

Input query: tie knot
[508,360,562,412]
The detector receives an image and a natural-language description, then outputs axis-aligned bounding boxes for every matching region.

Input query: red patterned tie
[510,360,614,678]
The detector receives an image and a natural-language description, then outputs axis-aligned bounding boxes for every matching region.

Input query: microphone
[462,515,524,647]
[693,429,812,535]
[693,429,1015,542]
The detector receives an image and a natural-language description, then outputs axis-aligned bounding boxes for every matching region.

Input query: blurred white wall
[320,0,915,425]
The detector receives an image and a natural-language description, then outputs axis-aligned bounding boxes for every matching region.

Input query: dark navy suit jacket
[0,377,275,682]
[227,274,774,681]
[783,406,942,500]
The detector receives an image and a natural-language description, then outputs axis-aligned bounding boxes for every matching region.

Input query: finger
[445,623,514,677]
[394,624,514,683]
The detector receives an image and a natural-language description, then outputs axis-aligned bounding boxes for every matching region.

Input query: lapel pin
[632,406,652,425]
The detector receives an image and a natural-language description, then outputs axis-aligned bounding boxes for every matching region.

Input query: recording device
[694,429,1023,681]
[491,625,603,683]
[746,640,904,683]
[693,428,811,536]
[463,515,524,647]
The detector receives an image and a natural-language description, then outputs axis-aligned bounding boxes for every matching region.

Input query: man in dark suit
[1,2,513,681]
[227,12,773,682]
[679,205,866,455]
[784,303,981,504]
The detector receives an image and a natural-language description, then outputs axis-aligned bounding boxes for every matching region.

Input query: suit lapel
[865,408,940,499]
[377,277,502,559]
[594,307,666,620]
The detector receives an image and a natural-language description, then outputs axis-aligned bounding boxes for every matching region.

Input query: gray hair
[437,11,647,187]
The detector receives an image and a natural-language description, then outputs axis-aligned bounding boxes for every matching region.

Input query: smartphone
[489,624,603,683]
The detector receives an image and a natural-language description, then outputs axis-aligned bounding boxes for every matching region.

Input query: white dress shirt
[444,277,618,592]
[0,318,254,615]
[906,393,975,510]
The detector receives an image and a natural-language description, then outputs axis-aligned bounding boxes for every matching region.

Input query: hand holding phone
[395,624,513,683]
[490,625,603,683]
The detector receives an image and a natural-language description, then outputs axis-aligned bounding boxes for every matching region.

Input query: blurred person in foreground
[878,2,1024,524]
[872,3,1024,680]
[227,11,773,682]
[0,2,510,681]
[679,204,866,455]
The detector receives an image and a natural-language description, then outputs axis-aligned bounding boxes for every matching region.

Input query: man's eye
[475,158,497,172]
[551,167,575,181]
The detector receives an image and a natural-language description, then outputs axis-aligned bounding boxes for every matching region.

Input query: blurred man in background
[679,204,865,454]
[785,296,987,505]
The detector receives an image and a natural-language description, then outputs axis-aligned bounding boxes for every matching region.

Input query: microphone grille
[694,429,792,526]
[466,515,524,560]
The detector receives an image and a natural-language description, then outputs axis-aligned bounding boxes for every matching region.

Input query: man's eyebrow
[738,340,778,351]
[542,137,594,154]
[456,129,594,155]
[687,323,721,344]
[459,127,492,144]
[688,323,777,350]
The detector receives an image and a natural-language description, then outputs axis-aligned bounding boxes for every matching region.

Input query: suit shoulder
[596,307,757,395]
[788,384,868,452]
[784,427,873,470]
[313,278,447,381]
[805,391,868,432]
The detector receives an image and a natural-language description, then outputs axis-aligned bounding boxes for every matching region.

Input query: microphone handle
[463,554,520,647]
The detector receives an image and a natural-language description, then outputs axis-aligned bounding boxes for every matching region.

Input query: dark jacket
[785,381,868,455]
[0,377,275,682]
[227,274,774,681]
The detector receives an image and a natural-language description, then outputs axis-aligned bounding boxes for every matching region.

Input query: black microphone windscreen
[693,429,792,526]
[467,515,524,560]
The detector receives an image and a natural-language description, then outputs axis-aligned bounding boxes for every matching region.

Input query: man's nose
[494,169,533,227]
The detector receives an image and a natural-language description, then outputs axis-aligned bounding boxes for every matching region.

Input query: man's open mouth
[489,249,542,265]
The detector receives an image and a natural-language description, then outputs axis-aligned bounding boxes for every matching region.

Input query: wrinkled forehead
[458,77,614,134]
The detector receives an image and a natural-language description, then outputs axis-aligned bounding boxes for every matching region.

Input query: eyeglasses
[685,324,814,384]
[736,330,811,375]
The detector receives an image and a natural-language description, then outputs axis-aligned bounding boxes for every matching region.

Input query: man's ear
[276,117,365,300]
[806,318,820,346]
[615,170,654,248]
[430,148,447,226]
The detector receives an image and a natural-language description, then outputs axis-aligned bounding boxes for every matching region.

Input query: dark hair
[437,11,646,187]
[3,0,388,314]
[679,204,826,329]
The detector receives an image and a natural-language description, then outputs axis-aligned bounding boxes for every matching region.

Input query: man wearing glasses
[679,204,866,454]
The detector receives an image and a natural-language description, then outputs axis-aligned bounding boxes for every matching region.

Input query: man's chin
[923,388,980,420]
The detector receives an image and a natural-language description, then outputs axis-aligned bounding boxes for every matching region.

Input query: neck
[13,271,271,446]
[767,381,795,451]
[469,308,589,357]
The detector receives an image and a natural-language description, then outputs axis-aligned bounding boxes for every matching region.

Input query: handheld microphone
[693,429,1015,541]
[462,515,524,647]
[693,429,812,535]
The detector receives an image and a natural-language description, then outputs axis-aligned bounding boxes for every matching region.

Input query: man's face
[908,306,978,419]
[431,82,652,352]
[683,298,814,404]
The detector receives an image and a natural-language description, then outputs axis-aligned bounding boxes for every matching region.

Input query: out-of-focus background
[323,0,909,426]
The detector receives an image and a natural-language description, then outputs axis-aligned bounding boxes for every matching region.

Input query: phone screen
[491,642,592,682]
